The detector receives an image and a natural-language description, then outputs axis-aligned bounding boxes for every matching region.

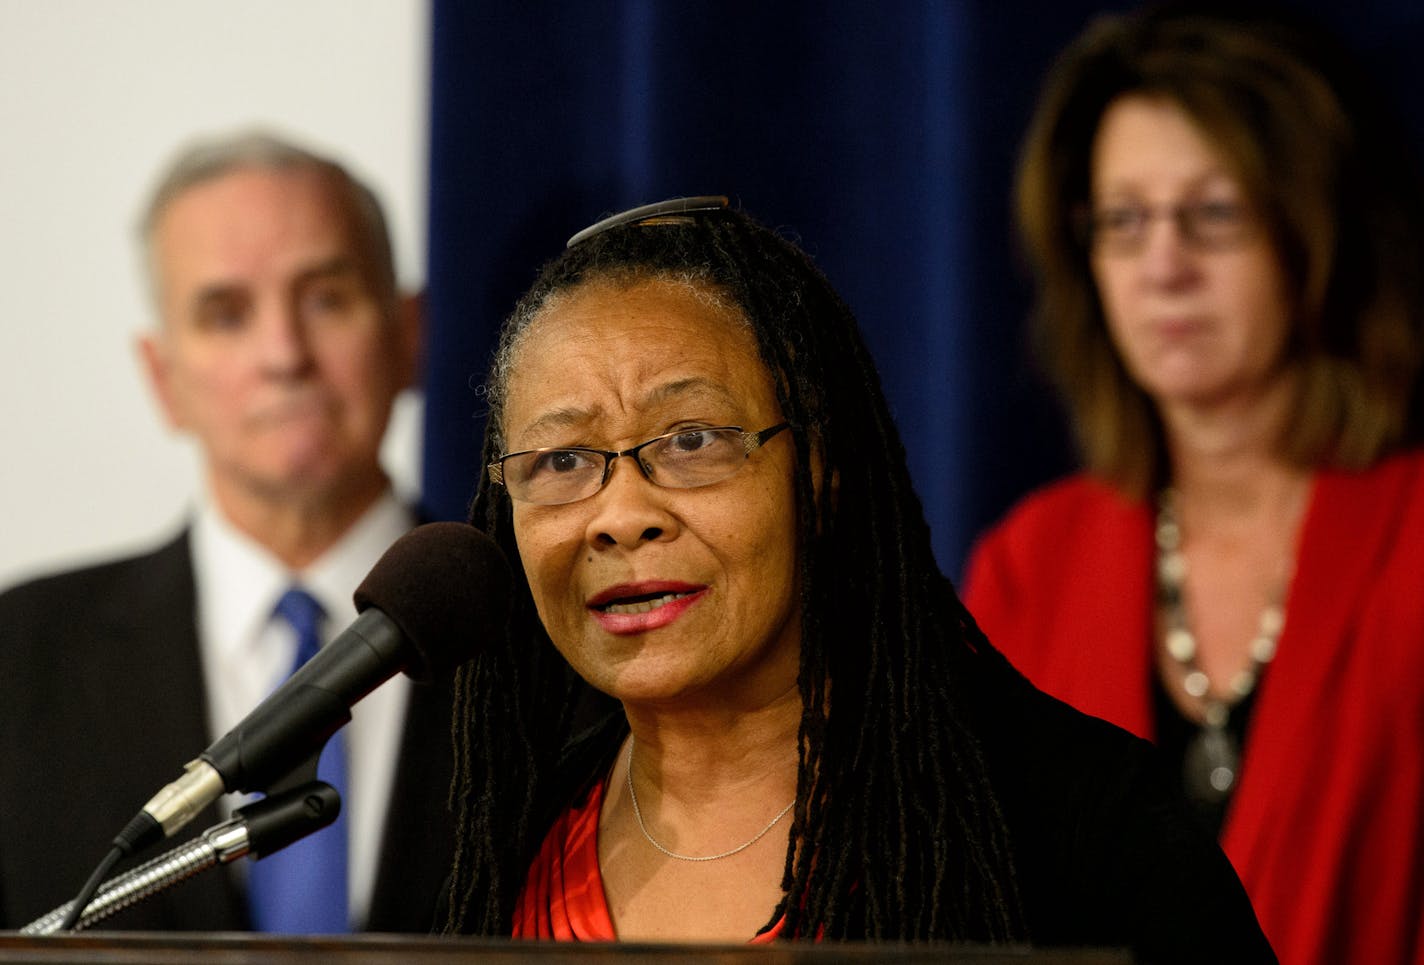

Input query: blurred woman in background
[964,6,1424,964]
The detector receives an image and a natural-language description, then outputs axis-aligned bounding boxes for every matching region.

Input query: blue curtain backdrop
[421,0,1424,579]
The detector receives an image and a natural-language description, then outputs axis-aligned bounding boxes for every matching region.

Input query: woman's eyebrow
[516,406,597,444]
[515,377,741,446]
[639,376,737,410]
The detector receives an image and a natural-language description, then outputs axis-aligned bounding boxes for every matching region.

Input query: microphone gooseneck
[26,782,341,935]
[58,522,510,931]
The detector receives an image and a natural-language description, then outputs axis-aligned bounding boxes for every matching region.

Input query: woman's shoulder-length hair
[1015,3,1424,497]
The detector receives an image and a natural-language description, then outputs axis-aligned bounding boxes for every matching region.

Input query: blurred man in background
[0,131,452,933]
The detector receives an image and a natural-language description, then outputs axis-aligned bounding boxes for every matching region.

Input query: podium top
[0,933,1131,964]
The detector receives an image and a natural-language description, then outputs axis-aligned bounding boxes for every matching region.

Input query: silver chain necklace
[1156,488,1285,804]
[625,737,795,862]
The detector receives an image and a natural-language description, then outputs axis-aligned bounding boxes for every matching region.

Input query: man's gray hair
[140,129,397,297]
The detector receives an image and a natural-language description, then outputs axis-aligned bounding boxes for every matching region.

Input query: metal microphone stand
[22,781,340,935]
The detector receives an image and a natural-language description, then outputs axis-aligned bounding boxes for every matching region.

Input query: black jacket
[0,531,456,932]
[522,649,1275,961]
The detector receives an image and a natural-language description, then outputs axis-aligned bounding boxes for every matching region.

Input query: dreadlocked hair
[445,202,1027,941]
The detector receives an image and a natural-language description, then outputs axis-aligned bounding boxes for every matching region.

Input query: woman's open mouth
[597,590,697,615]
[588,584,706,634]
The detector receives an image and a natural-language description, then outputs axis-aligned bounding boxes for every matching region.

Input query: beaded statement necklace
[625,737,796,863]
[1155,488,1285,804]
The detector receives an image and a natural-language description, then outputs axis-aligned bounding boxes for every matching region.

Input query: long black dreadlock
[445,202,1028,941]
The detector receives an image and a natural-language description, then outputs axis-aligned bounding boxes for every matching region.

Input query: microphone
[25,782,341,935]
[124,521,511,856]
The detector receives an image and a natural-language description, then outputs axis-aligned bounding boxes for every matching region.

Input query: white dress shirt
[191,491,413,929]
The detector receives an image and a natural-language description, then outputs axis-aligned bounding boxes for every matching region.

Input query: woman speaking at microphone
[442,196,1272,959]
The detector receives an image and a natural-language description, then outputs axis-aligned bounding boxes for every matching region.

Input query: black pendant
[1184,723,1240,804]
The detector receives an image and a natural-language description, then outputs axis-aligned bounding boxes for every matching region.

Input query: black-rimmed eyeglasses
[489,423,790,506]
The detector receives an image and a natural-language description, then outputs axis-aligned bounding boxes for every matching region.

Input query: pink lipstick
[587,581,707,635]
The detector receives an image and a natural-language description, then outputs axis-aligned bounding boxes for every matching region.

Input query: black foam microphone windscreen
[354,520,513,681]
[130,522,512,851]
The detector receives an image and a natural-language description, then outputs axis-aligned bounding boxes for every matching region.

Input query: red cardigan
[963,450,1424,965]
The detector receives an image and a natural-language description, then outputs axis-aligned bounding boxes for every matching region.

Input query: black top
[541,650,1275,962]
[1152,673,1261,838]
[973,654,1274,962]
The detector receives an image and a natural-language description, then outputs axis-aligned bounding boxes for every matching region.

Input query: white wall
[0,0,429,589]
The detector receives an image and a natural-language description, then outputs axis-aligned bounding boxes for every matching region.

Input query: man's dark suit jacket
[0,531,457,932]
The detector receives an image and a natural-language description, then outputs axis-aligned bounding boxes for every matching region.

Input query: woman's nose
[1136,217,1201,289]
[584,457,674,548]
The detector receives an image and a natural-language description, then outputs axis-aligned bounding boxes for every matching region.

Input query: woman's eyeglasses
[490,423,790,506]
[1081,199,1258,255]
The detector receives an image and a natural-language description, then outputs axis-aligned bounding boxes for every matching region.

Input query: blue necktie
[246,587,351,934]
